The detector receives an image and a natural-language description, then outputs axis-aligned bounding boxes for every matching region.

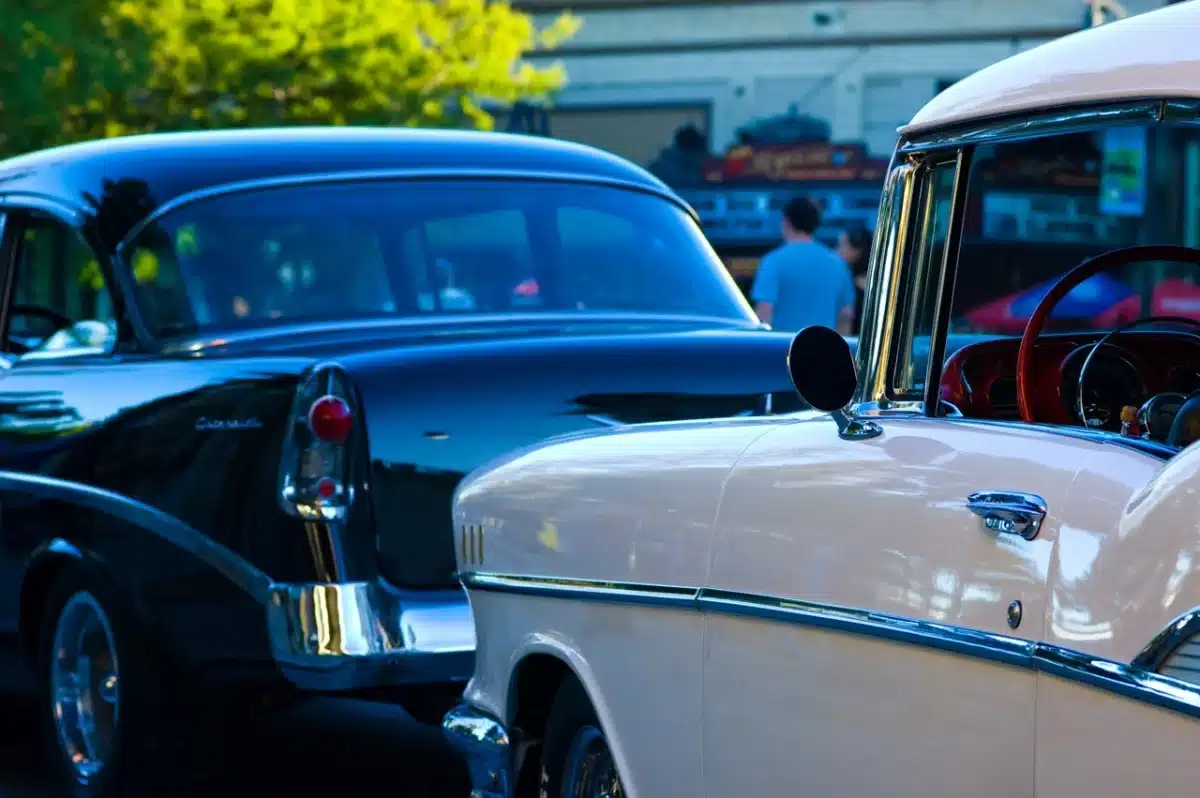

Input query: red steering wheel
[1017,245,1200,422]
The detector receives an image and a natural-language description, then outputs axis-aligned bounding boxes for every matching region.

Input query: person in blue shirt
[751,196,856,334]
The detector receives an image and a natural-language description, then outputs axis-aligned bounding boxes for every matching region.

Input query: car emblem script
[195,417,264,431]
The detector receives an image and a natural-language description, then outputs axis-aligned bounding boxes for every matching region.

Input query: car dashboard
[939,330,1200,447]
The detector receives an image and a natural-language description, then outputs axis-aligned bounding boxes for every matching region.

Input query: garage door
[494,105,710,167]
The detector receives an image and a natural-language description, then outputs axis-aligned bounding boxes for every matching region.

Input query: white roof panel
[903,1,1200,136]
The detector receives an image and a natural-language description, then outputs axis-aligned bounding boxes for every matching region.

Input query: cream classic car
[443,5,1200,797]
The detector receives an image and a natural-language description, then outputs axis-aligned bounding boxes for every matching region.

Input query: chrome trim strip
[1132,607,1200,671]
[462,572,697,609]
[697,588,1033,668]
[463,572,1200,719]
[1036,645,1200,718]
[117,168,696,257]
[1164,99,1200,121]
[898,101,1162,153]
[0,470,272,602]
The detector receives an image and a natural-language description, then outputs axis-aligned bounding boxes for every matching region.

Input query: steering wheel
[1017,245,1200,422]
[1077,315,1200,430]
[11,304,73,330]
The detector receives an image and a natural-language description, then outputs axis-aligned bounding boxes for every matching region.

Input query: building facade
[512,0,1165,165]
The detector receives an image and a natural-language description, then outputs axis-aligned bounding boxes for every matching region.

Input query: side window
[6,214,116,359]
[893,160,958,397]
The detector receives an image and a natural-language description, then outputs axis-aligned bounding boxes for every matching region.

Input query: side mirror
[787,326,881,440]
[787,326,857,411]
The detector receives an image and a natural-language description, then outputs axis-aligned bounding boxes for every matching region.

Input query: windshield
[122,179,756,338]
[950,122,1200,336]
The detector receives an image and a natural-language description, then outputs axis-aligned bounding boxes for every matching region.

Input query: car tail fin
[277,362,359,522]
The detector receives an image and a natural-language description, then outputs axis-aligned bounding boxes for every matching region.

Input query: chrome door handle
[966,491,1047,541]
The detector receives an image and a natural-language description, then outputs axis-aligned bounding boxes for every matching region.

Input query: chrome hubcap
[562,726,622,798]
[50,591,119,783]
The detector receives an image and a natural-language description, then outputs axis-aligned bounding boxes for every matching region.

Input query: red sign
[702,143,889,183]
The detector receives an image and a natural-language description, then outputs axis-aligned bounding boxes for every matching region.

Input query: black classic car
[0,127,805,796]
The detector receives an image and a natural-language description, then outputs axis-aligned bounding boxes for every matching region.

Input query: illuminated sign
[702,143,889,183]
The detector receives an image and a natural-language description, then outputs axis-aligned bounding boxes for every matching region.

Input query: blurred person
[751,196,855,334]
[837,226,874,335]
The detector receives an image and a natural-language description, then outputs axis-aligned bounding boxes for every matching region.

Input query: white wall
[534,0,1163,49]
[527,0,1165,156]
[539,39,1050,155]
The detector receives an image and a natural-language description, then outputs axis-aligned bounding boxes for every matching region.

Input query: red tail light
[308,395,353,444]
[278,364,357,521]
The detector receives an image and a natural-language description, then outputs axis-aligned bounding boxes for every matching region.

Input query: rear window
[121,178,755,337]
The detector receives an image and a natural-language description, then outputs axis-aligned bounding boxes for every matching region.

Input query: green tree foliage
[0,0,144,155]
[0,0,579,157]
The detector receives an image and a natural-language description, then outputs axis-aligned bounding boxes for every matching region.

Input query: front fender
[1116,442,1200,671]
[1051,441,1200,668]
[466,626,642,798]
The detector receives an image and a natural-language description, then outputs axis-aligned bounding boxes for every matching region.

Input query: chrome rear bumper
[265,580,476,690]
[442,703,513,798]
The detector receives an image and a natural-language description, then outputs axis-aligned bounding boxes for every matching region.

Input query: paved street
[0,692,470,797]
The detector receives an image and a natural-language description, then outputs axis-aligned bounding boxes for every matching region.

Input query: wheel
[36,567,217,798]
[539,677,625,798]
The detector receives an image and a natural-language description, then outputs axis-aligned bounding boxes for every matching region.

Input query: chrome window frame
[889,155,962,400]
[848,99,1179,423]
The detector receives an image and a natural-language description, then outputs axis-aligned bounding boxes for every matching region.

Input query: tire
[538,677,625,798]
[35,567,220,798]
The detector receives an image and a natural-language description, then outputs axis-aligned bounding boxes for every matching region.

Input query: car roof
[903,1,1200,136]
[0,127,675,250]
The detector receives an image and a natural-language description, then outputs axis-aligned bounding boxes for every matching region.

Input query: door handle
[966,491,1047,541]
